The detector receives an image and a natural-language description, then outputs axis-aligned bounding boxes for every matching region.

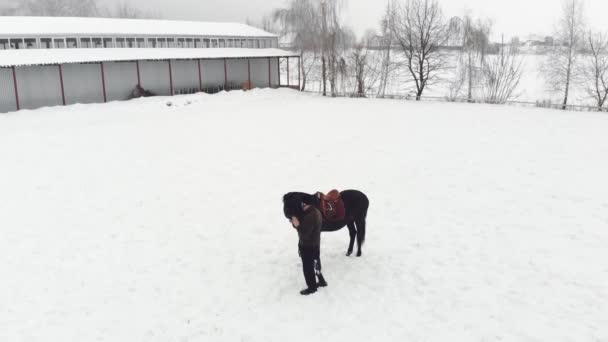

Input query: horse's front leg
[346,222,356,256]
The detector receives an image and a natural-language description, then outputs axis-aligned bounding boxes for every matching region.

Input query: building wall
[0,68,17,113]
[250,58,271,88]
[140,61,171,96]
[200,59,226,90]
[172,60,200,94]
[104,61,138,102]
[63,63,104,105]
[226,59,248,88]
[2,57,286,113]
[270,57,279,87]
[15,65,63,110]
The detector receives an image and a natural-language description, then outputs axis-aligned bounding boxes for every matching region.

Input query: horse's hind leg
[355,218,366,257]
[346,222,356,256]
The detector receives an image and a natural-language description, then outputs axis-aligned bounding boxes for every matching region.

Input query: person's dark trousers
[300,245,321,290]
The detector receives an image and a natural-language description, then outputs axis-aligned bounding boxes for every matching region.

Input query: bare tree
[445,58,467,101]
[377,0,398,97]
[510,36,521,53]
[583,31,608,110]
[320,0,329,95]
[260,14,279,33]
[543,0,586,110]
[273,0,322,91]
[445,16,466,100]
[448,14,492,102]
[348,32,383,97]
[390,0,449,100]
[321,0,351,97]
[336,27,356,94]
[350,43,368,97]
[464,17,491,101]
[481,36,525,104]
[274,0,350,95]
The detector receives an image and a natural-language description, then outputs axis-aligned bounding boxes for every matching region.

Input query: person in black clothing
[291,201,327,296]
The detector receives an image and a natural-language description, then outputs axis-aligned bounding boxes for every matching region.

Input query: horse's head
[282,192,317,220]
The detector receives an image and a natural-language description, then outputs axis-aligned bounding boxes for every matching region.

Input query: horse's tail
[358,197,369,246]
[359,221,366,247]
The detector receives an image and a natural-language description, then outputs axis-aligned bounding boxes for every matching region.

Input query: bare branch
[390,0,449,100]
[481,45,525,104]
[542,0,586,109]
[582,31,608,110]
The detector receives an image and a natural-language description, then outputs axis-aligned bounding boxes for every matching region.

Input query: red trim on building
[100,62,107,102]
[168,60,174,96]
[198,59,203,92]
[12,66,20,111]
[298,56,301,91]
[136,60,142,96]
[247,58,251,87]
[268,57,271,88]
[224,58,228,89]
[58,64,66,105]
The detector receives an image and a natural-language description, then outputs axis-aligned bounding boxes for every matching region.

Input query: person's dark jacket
[297,206,322,248]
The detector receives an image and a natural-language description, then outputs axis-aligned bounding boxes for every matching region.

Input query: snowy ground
[1,89,607,342]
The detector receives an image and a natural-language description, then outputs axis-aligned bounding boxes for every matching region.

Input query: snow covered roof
[0,48,299,67]
[0,16,277,38]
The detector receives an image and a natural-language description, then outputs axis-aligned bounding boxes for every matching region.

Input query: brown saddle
[316,190,346,222]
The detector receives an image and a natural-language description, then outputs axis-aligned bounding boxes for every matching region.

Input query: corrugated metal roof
[0,48,299,67]
[0,16,277,38]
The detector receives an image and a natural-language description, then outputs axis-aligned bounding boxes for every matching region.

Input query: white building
[0,16,301,113]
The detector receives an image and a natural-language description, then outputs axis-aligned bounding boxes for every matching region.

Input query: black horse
[283,190,369,257]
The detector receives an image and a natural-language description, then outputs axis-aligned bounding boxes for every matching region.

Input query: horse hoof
[356,252,362,257]
[346,251,353,257]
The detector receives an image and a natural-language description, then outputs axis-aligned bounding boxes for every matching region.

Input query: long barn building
[0,16,300,113]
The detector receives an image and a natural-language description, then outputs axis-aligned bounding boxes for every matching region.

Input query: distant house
[518,34,554,54]
[0,16,300,113]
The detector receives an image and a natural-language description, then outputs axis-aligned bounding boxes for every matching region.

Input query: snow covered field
[1,89,607,341]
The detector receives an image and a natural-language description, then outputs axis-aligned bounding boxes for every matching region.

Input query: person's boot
[317,274,328,287]
[300,288,317,296]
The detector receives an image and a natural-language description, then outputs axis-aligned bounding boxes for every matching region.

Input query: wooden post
[298,56,301,91]
[168,60,174,96]
[198,59,203,92]
[247,58,251,90]
[268,57,271,88]
[100,62,107,103]
[136,60,142,97]
[12,66,20,111]
[224,58,228,90]
[277,58,281,87]
[58,64,66,106]
[286,57,290,87]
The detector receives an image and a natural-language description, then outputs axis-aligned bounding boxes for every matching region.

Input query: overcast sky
[111,0,607,40]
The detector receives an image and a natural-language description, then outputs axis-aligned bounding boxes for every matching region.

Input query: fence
[301,90,608,113]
